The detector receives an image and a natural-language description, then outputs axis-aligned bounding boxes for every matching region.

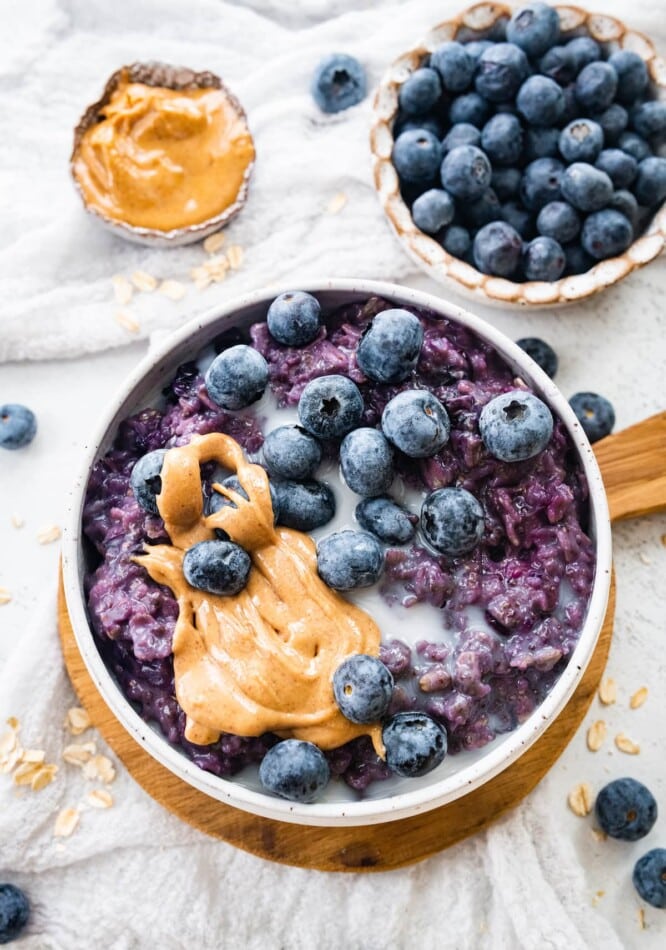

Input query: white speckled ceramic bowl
[62,279,612,827]
[371,3,666,307]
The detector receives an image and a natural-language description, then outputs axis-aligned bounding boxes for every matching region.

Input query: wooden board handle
[593,411,666,523]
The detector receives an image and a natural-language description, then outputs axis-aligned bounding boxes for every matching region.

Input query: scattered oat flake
[63,742,96,765]
[204,255,230,282]
[130,270,157,293]
[226,245,244,270]
[568,782,594,817]
[615,733,640,754]
[111,274,133,305]
[54,807,80,838]
[327,191,348,214]
[0,588,11,606]
[10,514,24,529]
[637,907,646,930]
[83,754,115,784]
[87,788,113,809]
[22,749,45,764]
[591,827,608,842]
[37,524,61,545]
[115,310,140,334]
[13,762,41,786]
[0,731,17,756]
[0,748,22,774]
[587,720,607,752]
[66,707,91,736]
[630,687,648,709]
[31,764,57,791]
[598,677,617,705]
[159,279,187,301]
[639,551,652,565]
[203,232,226,254]
[6,717,19,731]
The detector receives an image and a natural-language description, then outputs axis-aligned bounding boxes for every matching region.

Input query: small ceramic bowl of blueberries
[371,1,666,305]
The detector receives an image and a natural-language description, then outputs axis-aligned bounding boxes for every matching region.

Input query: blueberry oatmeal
[82,292,596,801]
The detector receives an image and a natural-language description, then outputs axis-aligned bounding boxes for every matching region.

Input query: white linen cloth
[1,1,665,947]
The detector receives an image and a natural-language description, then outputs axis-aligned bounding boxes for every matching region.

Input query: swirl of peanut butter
[135,433,384,755]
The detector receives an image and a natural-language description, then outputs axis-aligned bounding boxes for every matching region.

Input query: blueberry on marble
[569,392,615,442]
[381,390,450,458]
[566,36,601,73]
[536,201,580,244]
[262,425,322,481]
[595,777,657,841]
[259,740,330,803]
[523,236,565,282]
[382,711,447,777]
[633,849,666,909]
[0,883,30,945]
[479,390,553,462]
[561,163,613,213]
[355,496,416,544]
[266,291,321,347]
[183,539,251,596]
[130,449,167,515]
[430,41,475,92]
[594,149,637,190]
[608,50,649,105]
[558,119,604,164]
[333,654,394,723]
[474,43,529,103]
[516,337,558,378]
[592,103,628,145]
[481,113,523,166]
[581,209,633,260]
[411,189,455,234]
[538,45,576,86]
[634,156,666,207]
[449,92,491,128]
[356,309,424,384]
[631,100,666,142]
[205,345,268,410]
[500,201,534,240]
[618,131,651,162]
[311,53,367,113]
[525,126,561,162]
[506,2,560,58]
[317,530,384,590]
[575,61,618,114]
[0,404,37,451]
[398,67,442,116]
[441,122,482,154]
[273,479,336,531]
[473,221,523,277]
[340,427,393,497]
[517,76,565,127]
[420,487,484,557]
[392,129,442,184]
[440,145,492,201]
[441,224,472,258]
[298,375,364,439]
[492,166,522,201]
[520,158,565,212]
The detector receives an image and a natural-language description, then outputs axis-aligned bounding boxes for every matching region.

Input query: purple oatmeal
[82,295,595,792]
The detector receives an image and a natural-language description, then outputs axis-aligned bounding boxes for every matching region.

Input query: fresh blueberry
[481,113,523,166]
[539,45,576,85]
[449,92,491,128]
[569,391,615,442]
[633,849,666,909]
[311,53,367,114]
[475,43,529,103]
[631,100,666,142]
[340,427,393,497]
[430,41,475,92]
[441,224,472,258]
[525,126,561,161]
[523,236,566,281]
[464,40,493,63]
[517,76,565,127]
[559,82,579,125]
[208,475,280,526]
[500,201,534,239]
[561,162,613,212]
[473,220,523,277]
[608,50,649,105]
[0,884,30,945]
[183,539,251,596]
[333,654,394,723]
[381,390,450,458]
[262,425,321,480]
[592,103,629,144]
[355,496,416,544]
[267,291,321,347]
[441,122,481,153]
[520,157,565,211]
[356,309,424,385]
[479,390,553,461]
[421,487,484,556]
[398,67,442,116]
[205,345,268,410]
[317,530,384,590]
[394,115,444,140]
[464,188,502,228]
[564,242,594,275]
[575,61,618,113]
[516,337,558,378]
[594,777,657,841]
[130,449,167,515]
[0,404,37,450]
[441,145,492,200]
[298,375,364,439]
[412,189,455,234]
[392,129,442,184]
[608,189,639,231]
[595,148,638,189]
[634,156,666,207]
[581,208,633,259]
[492,166,522,201]
[506,2,560,58]
[259,739,330,803]
[618,130,651,162]
[273,479,336,531]
[383,711,447,777]
[558,119,604,164]
[566,36,601,73]
[536,201,580,243]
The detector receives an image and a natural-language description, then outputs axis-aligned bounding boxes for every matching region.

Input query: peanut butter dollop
[135,433,384,755]
[73,77,254,231]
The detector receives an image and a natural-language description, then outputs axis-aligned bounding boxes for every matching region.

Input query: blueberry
[564,242,594,275]
[355,496,416,544]
[398,67,442,116]
[298,374,364,439]
[356,309,424,384]
[492,166,522,201]
[475,43,529,103]
[464,188,502,228]
[506,2,560,58]
[183,539,251,596]
[633,849,666,909]
[262,425,321,480]
[340,427,393,497]
[608,189,639,231]
[411,188,455,234]
[536,201,580,244]
[333,654,394,723]
[618,131,651,162]
[381,389,450,458]
[441,145,492,200]
[205,345,268,410]
[267,291,321,347]
[517,76,565,127]
[525,126,561,161]
[464,40,493,63]
[383,711,448,777]
[273,479,336,531]
[516,337,558,378]
[520,157,565,211]
[523,236,565,281]
[631,100,666,142]
[449,92,491,128]
[569,391,615,442]
[441,122,481,154]
[595,777,657,841]
[208,475,281,526]
[259,740,330,803]
[561,162,613,212]
[479,390,553,461]
[0,883,30,945]
[394,115,444,140]
[499,201,533,239]
[575,61,618,114]
[634,156,666,207]
[430,41,475,92]
[392,129,442,184]
[311,53,366,114]
[441,224,472,258]
[559,119,604,164]
[481,113,523,166]
[595,148,638,189]
[581,208,633,259]
[559,82,579,125]
[592,103,628,144]
[317,530,384,590]
[0,404,37,450]
[473,220,523,277]
[130,449,167,515]
[608,50,649,105]
[421,487,484,556]
[538,45,576,85]
[566,36,601,73]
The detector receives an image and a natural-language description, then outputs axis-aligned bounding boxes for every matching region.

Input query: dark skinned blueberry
[608,189,639,231]
[394,115,444,140]
[183,540,251,596]
[381,389,450,458]
[464,188,502,228]
[441,224,472,258]
[475,43,529,103]
[412,189,455,234]
[421,487,485,557]
[564,242,594,275]
[130,449,167,515]
[609,50,649,105]
[208,475,281,526]
[383,711,447,777]
[267,291,322,347]
[633,849,666,909]
[449,92,491,128]
[317,530,384,590]
[566,36,601,73]
[205,345,268,410]
[0,884,30,945]
[500,200,534,240]
[356,309,424,384]
[592,103,628,144]
[536,201,580,244]
[0,404,37,450]
[520,157,565,212]
[619,131,651,162]
[298,375,364,439]
[595,777,657,841]
[506,2,560,58]
[559,119,603,164]
[398,67,442,116]
[340,427,394,497]
[581,209,633,260]
[273,478,336,531]
[561,163,613,212]
[473,220,523,277]
[311,53,367,113]
[523,236,565,281]
[481,113,523,166]
[262,425,322,481]
[441,122,481,154]
[517,76,565,127]
[479,390,553,462]
[441,145,492,201]
[631,100,666,142]
[595,149,638,190]
[333,655,394,723]
[634,156,666,207]
[464,40,493,63]
[516,337,558,378]
[492,166,522,201]
[575,61,618,113]
[259,740,330,803]
[539,45,576,85]
[525,126,561,161]
[355,496,416,544]
[430,41,475,92]
[392,129,443,184]
[569,391,615,443]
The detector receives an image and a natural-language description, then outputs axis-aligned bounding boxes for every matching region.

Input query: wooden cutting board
[57,412,665,872]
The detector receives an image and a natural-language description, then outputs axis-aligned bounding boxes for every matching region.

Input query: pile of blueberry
[392,2,666,281]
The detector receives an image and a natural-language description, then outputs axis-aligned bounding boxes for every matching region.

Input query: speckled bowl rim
[70,62,255,248]
[370,2,666,308]
[62,279,612,827]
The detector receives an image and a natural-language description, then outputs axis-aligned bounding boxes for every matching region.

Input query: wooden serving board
[57,413,666,873]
